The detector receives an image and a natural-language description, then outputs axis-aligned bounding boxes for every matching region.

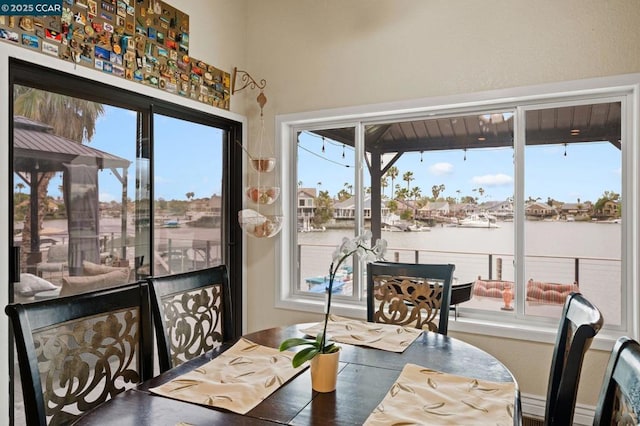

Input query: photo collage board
[0,0,230,110]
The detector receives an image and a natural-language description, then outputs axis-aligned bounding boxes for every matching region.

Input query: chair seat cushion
[473,279,514,298]
[82,260,130,277]
[36,262,66,272]
[526,279,579,304]
[60,269,130,296]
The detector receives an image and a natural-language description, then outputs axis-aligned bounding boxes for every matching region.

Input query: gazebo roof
[13,116,130,173]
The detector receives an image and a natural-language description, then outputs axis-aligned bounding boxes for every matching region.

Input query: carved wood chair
[5,282,153,426]
[367,261,455,335]
[592,336,640,425]
[543,292,603,426]
[148,265,234,373]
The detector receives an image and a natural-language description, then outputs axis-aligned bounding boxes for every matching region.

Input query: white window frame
[275,73,640,350]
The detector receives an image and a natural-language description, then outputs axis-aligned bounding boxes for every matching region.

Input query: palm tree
[15,183,24,194]
[14,87,104,266]
[380,177,388,198]
[402,171,414,191]
[386,166,399,195]
[410,186,422,219]
[431,184,445,200]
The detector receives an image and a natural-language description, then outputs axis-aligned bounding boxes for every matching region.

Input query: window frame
[276,74,639,350]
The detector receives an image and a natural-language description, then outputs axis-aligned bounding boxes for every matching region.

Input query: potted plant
[279,230,387,392]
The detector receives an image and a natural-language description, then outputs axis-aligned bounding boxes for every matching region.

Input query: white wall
[0,1,248,423]
[240,0,640,418]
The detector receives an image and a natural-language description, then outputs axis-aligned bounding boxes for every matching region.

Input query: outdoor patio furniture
[35,244,68,280]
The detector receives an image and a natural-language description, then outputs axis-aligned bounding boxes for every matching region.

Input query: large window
[8,60,243,425]
[280,80,633,342]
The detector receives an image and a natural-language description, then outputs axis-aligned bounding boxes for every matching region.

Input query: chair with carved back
[592,336,640,425]
[148,265,234,373]
[5,282,153,426]
[543,292,603,426]
[367,261,455,335]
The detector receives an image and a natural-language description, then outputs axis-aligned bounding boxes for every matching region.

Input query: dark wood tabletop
[72,323,516,426]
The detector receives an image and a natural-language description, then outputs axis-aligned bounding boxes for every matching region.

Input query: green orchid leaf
[279,338,316,351]
[323,343,340,353]
[292,346,319,368]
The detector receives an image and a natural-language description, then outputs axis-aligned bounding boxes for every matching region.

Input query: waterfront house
[560,202,592,218]
[525,201,557,219]
[601,200,620,218]
[418,201,450,219]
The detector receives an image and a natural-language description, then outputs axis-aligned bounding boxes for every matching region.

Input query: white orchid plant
[279,230,387,367]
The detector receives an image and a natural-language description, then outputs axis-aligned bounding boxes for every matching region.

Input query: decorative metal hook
[231,67,268,115]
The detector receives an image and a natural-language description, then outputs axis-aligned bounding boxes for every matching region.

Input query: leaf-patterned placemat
[301,314,422,353]
[150,338,307,414]
[364,363,516,425]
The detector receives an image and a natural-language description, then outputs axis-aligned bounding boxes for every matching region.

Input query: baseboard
[521,393,595,425]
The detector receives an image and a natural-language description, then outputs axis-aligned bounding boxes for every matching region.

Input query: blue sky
[40,107,620,204]
[297,131,621,204]
[45,105,223,202]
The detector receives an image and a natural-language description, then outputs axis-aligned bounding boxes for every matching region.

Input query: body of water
[298,221,621,297]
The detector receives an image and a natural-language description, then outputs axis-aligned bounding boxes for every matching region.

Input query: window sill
[275,297,618,352]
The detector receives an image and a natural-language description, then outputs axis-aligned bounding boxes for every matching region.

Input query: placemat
[364,363,516,425]
[301,314,422,353]
[150,338,307,414]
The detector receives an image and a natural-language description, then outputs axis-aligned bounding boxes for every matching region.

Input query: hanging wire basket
[238,209,283,238]
[246,186,280,205]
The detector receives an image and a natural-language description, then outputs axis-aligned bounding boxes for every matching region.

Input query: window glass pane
[524,102,622,322]
[12,88,138,425]
[152,114,224,276]
[296,128,356,297]
[365,113,514,315]
[13,88,137,292]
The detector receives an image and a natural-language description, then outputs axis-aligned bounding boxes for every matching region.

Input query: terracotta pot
[310,350,340,392]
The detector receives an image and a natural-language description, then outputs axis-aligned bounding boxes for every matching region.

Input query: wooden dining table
[72,323,518,425]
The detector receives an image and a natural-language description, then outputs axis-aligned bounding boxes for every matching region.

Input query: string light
[564,143,567,157]
[463,148,467,161]
[420,151,423,162]
[342,144,345,159]
[321,137,325,153]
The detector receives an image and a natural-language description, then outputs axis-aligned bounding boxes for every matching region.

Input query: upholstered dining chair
[543,292,603,426]
[367,261,455,335]
[148,265,234,373]
[592,336,640,425]
[5,282,153,426]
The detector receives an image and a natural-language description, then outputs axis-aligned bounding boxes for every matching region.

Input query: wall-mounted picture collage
[0,0,230,110]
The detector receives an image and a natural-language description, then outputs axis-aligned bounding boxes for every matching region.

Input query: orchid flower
[280,230,388,367]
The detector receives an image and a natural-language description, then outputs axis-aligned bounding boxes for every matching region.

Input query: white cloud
[429,162,454,176]
[99,192,116,202]
[471,174,513,186]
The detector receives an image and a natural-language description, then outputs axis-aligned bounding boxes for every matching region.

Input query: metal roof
[13,115,131,173]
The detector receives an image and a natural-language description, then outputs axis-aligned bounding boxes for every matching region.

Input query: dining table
[72,322,519,425]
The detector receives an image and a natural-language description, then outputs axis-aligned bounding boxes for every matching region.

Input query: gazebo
[13,116,131,274]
